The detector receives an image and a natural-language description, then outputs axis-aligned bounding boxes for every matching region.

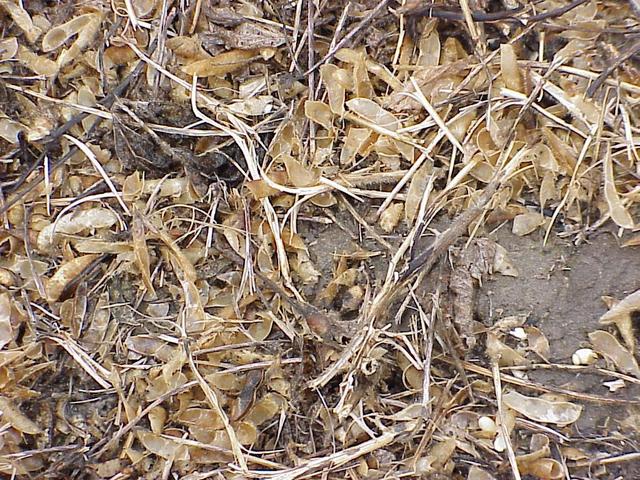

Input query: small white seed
[572,348,598,365]
[478,416,497,434]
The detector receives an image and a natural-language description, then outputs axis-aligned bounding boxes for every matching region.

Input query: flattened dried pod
[599,289,640,352]
[283,155,320,187]
[320,64,346,115]
[340,127,371,164]
[243,393,282,426]
[347,98,400,131]
[235,421,257,445]
[589,330,640,378]
[47,254,100,302]
[0,0,41,42]
[502,390,582,425]
[136,430,189,460]
[183,49,256,77]
[0,396,42,434]
[37,208,118,251]
[500,44,523,92]
[177,408,225,430]
[604,146,634,229]
[304,100,333,131]
[42,13,97,52]
[0,37,18,60]
[512,212,545,236]
[17,45,57,76]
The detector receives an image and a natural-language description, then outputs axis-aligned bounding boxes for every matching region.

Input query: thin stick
[305,0,391,75]
[492,362,522,480]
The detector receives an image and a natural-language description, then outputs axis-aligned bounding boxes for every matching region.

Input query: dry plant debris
[0,0,640,478]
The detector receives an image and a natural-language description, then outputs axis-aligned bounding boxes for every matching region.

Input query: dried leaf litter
[1,0,640,478]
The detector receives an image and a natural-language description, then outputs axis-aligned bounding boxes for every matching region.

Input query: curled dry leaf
[502,391,582,426]
[0,396,42,434]
[467,465,497,480]
[42,13,97,52]
[493,243,518,277]
[347,98,400,131]
[37,207,119,251]
[304,101,334,131]
[283,155,320,187]
[47,254,100,302]
[0,37,18,60]
[486,332,528,367]
[500,44,523,92]
[340,127,371,165]
[414,437,456,475]
[599,289,639,352]
[0,293,12,350]
[589,330,640,378]
[320,64,346,115]
[516,433,563,479]
[0,0,41,43]
[604,146,634,229]
[183,49,257,77]
[512,212,545,236]
[17,45,57,76]
[379,203,403,233]
[136,431,189,460]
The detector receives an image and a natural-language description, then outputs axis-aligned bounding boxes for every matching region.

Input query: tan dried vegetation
[0,0,639,478]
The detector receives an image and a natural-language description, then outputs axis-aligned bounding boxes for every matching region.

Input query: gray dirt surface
[301,206,640,478]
